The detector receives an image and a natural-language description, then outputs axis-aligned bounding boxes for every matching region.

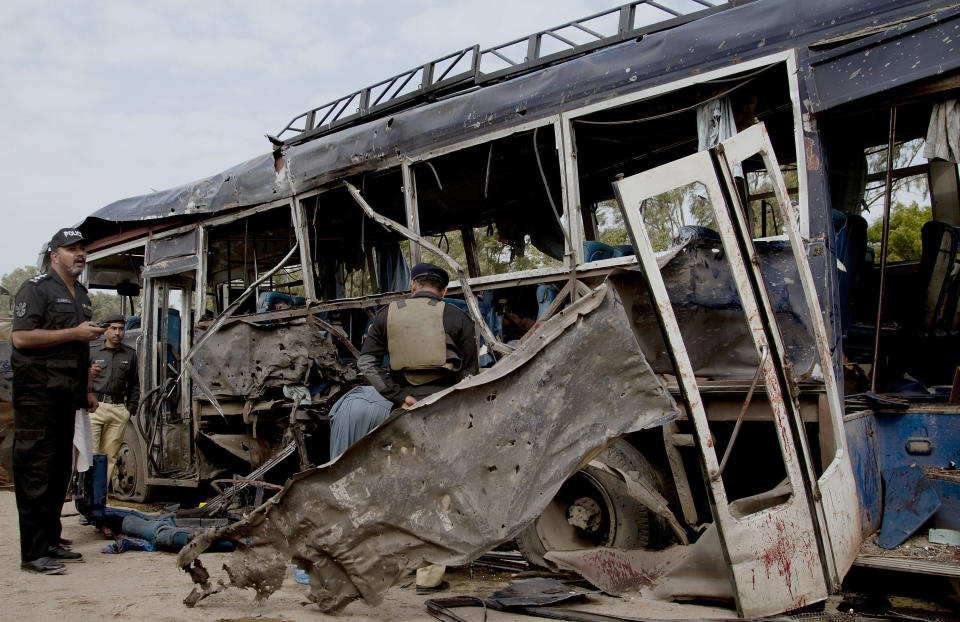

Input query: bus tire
[113,423,153,502]
[516,439,664,569]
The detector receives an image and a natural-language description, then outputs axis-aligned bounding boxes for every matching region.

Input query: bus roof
[80,0,956,239]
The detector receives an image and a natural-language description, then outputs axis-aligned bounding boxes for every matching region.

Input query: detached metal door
[612,123,856,616]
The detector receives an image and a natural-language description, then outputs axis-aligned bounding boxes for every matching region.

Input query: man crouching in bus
[328,261,478,593]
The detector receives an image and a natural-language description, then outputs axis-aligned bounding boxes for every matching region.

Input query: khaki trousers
[89,402,130,485]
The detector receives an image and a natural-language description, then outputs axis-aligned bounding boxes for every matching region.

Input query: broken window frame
[402,115,577,292]
[560,49,812,265]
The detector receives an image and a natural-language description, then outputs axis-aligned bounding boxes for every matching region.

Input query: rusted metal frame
[712,141,838,591]
[179,244,302,419]
[477,1,732,84]
[305,305,362,360]
[533,126,576,302]
[611,163,739,605]
[718,346,768,476]
[344,180,512,355]
[560,113,586,265]
[552,121,581,304]
[200,441,298,517]
[721,123,859,587]
[180,272,196,449]
[662,421,699,525]
[401,162,422,265]
[460,227,481,278]
[709,135,836,593]
[291,199,317,301]
[613,149,827,616]
[871,107,897,392]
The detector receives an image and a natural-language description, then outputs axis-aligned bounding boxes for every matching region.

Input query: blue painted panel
[931,479,960,531]
[876,465,941,549]
[874,412,960,470]
[844,413,883,536]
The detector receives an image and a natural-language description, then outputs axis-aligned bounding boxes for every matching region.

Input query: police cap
[410,262,449,288]
[47,227,90,252]
[102,314,126,326]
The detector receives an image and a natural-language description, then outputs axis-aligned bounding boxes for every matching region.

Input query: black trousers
[13,405,75,562]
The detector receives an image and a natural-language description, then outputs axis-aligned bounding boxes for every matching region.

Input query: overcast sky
[0,0,622,274]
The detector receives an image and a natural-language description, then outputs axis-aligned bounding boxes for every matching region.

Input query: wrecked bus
[24,0,960,615]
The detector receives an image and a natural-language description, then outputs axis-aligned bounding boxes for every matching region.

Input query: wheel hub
[567,497,602,533]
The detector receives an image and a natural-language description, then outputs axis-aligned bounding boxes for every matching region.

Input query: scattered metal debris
[178,283,679,612]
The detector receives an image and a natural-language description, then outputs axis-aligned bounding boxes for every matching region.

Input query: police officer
[89,314,138,486]
[354,262,478,595]
[11,227,105,574]
[357,262,478,409]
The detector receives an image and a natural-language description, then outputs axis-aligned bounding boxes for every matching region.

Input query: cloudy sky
[0,0,621,274]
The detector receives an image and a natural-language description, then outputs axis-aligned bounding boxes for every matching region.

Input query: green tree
[866,201,930,262]
[1,265,128,322]
[1,265,39,318]
[1,265,40,296]
[863,138,927,215]
[88,290,124,323]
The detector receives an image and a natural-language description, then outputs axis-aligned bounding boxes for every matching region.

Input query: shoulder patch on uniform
[27,273,48,283]
[15,301,27,317]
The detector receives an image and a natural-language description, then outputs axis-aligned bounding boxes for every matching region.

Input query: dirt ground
[0,489,741,622]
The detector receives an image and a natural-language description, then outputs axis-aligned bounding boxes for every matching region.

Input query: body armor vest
[386,297,454,385]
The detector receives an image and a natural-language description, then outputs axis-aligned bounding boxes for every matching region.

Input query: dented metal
[178,282,679,611]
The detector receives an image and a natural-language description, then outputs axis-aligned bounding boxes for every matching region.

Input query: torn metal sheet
[487,577,593,608]
[178,281,679,612]
[609,239,819,381]
[202,434,275,467]
[192,318,355,399]
[545,547,685,596]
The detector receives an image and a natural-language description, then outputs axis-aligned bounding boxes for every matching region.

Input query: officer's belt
[96,392,125,404]
[26,359,79,369]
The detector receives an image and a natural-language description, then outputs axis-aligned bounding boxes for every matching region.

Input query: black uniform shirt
[90,341,139,412]
[11,271,93,409]
[358,290,479,407]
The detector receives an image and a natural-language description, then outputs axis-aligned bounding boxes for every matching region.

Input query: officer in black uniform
[357,262,478,409]
[89,314,139,485]
[11,227,105,575]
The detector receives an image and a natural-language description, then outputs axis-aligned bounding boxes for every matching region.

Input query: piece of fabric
[89,401,131,483]
[328,386,393,460]
[416,564,446,588]
[697,96,742,178]
[73,409,93,473]
[282,384,312,407]
[924,98,960,163]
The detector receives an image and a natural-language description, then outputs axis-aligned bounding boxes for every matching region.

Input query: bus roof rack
[275,0,740,146]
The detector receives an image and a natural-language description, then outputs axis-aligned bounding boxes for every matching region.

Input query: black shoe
[47,546,83,562]
[21,557,67,575]
[416,580,450,595]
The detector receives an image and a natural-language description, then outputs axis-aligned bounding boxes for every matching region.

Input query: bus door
[613,123,857,616]
[141,235,198,479]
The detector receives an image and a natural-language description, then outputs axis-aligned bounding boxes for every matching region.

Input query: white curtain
[924,98,960,163]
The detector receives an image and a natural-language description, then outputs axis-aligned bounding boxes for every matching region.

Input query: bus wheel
[113,424,153,502]
[516,439,664,569]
